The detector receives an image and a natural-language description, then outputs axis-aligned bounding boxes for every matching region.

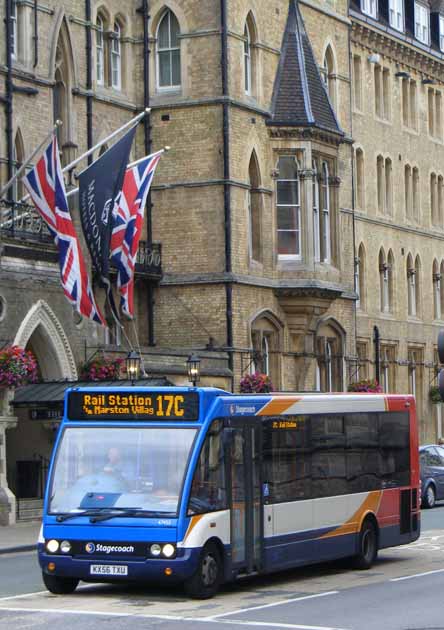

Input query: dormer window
[389,0,404,31]
[440,15,444,51]
[361,0,377,19]
[414,2,429,44]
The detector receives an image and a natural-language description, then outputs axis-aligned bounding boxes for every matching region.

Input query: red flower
[240,372,274,393]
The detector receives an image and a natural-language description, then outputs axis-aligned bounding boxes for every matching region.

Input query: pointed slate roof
[268,0,343,135]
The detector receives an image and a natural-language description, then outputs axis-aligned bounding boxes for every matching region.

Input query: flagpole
[64,146,170,199]
[19,108,151,204]
[0,121,62,200]
[126,146,169,169]
[63,108,151,176]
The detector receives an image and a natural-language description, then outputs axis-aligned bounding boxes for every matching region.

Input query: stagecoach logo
[85,542,135,554]
[230,404,257,415]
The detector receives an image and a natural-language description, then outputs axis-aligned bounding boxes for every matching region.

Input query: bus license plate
[90,565,128,576]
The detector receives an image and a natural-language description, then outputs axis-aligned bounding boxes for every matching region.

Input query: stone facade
[350,2,444,443]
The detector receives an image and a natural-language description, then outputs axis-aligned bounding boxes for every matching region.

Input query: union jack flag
[110,150,162,318]
[22,136,106,326]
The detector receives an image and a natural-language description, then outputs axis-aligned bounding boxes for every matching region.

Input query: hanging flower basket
[79,355,124,381]
[0,346,38,389]
[429,385,442,404]
[347,378,382,393]
[240,372,274,393]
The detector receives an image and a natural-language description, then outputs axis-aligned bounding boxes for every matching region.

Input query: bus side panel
[178,510,231,556]
[263,499,314,570]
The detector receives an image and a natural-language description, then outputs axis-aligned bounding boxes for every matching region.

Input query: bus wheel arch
[184,539,223,599]
[353,514,379,570]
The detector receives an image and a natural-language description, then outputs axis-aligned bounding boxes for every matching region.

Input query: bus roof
[63,386,414,424]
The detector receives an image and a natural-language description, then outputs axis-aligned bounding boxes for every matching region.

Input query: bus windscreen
[67,390,199,421]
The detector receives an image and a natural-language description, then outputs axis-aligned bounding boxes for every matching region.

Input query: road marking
[0,582,97,602]
[0,591,48,601]
[203,621,348,630]
[390,568,444,582]
[205,591,339,619]
[0,606,349,630]
[0,606,180,619]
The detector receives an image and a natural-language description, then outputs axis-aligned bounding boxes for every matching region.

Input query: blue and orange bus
[38,386,420,598]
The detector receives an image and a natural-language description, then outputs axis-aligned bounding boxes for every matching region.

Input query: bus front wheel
[184,542,222,599]
[42,572,79,594]
[353,519,378,570]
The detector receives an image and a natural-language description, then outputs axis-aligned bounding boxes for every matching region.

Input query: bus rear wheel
[184,542,222,599]
[353,519,378,570]
[42,572,79,594]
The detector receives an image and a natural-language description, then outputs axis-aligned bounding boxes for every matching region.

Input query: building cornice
[344,208,444,241]
[160,272,356,299]
[351,12,444,81]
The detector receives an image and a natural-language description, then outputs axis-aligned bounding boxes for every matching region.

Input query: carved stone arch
[249,308,284,332]
[149,1,188,37]
[248,148,261,187]
[13,300,77,380]
[48,9,78,85]
[322,40,337,72]
[95,3,111,26]
[245,10,258,40]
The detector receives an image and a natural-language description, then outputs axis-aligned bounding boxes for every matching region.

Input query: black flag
[78,125,136,318]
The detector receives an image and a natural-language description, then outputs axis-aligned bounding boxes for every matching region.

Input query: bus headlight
[60,540,71,554]
[162,544,175,558]
[46,539,59,553]
[150,544,162,557]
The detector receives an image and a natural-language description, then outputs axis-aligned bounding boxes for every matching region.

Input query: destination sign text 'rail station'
[67,391,199,421]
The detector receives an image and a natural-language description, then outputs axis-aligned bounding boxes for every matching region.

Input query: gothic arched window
[157,10,181,89]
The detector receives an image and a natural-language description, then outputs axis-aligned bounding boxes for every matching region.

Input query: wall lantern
[126,351,141,385]
[187,354,201,387]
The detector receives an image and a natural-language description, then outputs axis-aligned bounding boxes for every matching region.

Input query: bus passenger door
[227,422,262,575]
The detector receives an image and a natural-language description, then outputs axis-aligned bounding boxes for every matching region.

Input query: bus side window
[187,420,227,515]
[262,416,311,503]
[379,411,410,487]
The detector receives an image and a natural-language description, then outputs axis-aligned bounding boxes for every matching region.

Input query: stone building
[350,0,444,443]
[1,0,440,524]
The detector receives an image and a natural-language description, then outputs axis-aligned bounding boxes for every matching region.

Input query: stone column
[0,389,18,526]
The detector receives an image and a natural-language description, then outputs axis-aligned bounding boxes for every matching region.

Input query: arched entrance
[6,301,77,505]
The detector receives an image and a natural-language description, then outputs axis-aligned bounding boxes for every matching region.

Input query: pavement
[0,521,40,555]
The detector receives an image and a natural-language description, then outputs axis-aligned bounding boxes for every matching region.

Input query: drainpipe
[33,0,38,68]
[85,0,93,164]
[373,325,380,384]
[347,24,358,383]
[4,0,14,203]
[141,0,155,346]
[220,0,234,390]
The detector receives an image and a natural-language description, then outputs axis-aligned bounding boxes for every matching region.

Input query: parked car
[419,444,444,508]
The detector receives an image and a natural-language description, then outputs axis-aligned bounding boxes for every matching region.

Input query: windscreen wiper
[90,509,175,523]
[55,509,108,523]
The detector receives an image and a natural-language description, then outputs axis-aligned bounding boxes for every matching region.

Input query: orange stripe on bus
[320,491,382,539]
[184,514,205,542]
[257,398,301,415]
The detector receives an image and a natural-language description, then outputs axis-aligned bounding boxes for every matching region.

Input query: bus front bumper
[38,546,200,583]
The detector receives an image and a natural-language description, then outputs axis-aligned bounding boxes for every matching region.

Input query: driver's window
[187,420,227,515]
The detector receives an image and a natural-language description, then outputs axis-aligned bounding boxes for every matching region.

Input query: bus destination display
[67,391,199,421]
